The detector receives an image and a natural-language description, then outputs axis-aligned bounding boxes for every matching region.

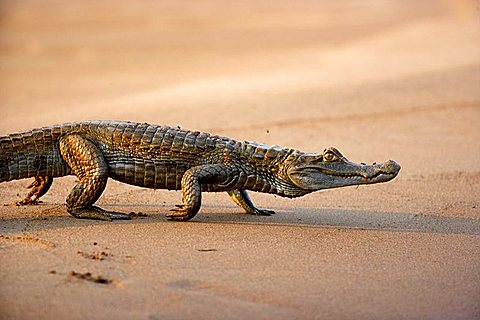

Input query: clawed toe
[69,206,131,221]
[26,180,39,189]
[166,209,187,219]
[166,207,195,221]
[251,209,275,216]
[16,197,41,206]
[107,212,132,220]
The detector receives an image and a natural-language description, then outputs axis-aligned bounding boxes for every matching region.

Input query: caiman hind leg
[228,189,275,216]
[17,176,53,205]
[59,134,130,220]
[167,164,237,221]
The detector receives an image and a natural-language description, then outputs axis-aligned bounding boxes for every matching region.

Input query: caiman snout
[382,160,401,174]
[288,149,401,191]
[365,159,401,179]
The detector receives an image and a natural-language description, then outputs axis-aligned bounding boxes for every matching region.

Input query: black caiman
[0,121,400,221]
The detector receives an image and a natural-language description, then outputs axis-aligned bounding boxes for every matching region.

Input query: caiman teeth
[320,169,364,179]
[327,170,394,180]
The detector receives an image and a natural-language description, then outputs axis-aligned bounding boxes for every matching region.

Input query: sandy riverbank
[1,1,479,319]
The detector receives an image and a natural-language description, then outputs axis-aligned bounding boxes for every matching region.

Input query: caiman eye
[323,151,338,162]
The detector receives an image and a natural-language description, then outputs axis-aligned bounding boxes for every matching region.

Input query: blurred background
[1,0,478,130]
[0,0,479,216]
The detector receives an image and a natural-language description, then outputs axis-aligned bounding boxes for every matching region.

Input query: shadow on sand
[198,207,480,236]
[0,204,479,236]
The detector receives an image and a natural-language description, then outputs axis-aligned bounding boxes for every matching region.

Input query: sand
[0,1,479,319]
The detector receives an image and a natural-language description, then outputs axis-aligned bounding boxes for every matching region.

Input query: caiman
[0,121,400,221]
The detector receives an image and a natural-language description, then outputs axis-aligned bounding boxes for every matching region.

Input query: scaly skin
[0,120,401,221]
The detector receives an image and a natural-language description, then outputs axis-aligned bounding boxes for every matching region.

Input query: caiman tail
[0,126,70,183]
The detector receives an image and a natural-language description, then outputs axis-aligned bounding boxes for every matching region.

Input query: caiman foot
[228,190,275,216]
[16,176,53,206]
[249,208,276,216]
[16,197,42,206]
[166,205,198,222]
[68,206,131,221]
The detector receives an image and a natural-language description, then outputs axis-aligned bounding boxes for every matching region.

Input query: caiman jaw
[287,147,401,191]
[319,160,400,185]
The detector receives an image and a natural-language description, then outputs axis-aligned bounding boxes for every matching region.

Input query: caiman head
[286,147,400,194]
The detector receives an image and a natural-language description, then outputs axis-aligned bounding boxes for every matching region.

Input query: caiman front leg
[167,164,236,221]
[17,176,53,205]
[228,189,275,216]
[59,134,130,221]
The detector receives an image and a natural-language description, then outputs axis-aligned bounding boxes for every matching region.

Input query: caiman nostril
[382,160,401,173]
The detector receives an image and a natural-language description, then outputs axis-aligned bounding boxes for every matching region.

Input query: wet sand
[1,1,479,319]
